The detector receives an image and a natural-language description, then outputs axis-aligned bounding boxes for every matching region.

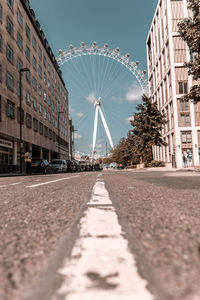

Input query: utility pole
[58,111,64,159]
[19,68,30,173]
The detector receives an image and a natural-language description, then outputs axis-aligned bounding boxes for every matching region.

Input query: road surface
[1,170,200,300]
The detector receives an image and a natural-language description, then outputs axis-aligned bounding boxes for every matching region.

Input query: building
[146,0,200,168]
[0,0,72,172]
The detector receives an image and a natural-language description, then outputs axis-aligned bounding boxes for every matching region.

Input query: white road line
[26,175,81,188]
[54,179,154,300]
[0,182,21,188]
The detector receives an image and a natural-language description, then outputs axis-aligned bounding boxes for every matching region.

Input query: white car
[49,159,67,173]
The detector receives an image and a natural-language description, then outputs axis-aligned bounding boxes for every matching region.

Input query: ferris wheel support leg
[99,106,114,149]
[92,106,99,158]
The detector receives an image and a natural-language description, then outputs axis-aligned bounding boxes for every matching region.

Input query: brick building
[146,0,200,168]
[0,0,72,172]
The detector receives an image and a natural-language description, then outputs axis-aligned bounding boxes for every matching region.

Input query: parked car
[30,158,52,174]
[48,159,67,173]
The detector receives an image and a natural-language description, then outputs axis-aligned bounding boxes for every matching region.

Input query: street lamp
[19,67,30,173]
[58,111,64,158]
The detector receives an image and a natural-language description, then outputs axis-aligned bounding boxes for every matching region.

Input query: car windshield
[51,160,63,164]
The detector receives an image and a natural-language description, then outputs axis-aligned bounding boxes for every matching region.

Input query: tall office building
[0,0,72,172]
[146,0,200,168]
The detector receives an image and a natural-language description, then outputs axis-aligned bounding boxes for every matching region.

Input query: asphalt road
[1,169,200,300]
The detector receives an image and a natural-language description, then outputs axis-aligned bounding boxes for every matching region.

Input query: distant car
[30,158,52,174]
[48,159,67,173]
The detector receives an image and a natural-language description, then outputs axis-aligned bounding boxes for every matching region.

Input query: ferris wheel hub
[94,97,101,107]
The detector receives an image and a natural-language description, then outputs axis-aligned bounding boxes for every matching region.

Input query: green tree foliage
[178,0,200,103]
[108,95,167,165]
[129,95,167,163]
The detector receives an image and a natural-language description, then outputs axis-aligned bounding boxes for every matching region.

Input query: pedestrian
[25,150,32,174]
[182,151,187,168]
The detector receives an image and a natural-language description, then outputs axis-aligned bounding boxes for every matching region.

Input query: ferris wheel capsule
[81,42,85,47]
[69,44,73,50]
[142,70,146,75]
[135,61,139,66]
[125,53,130,58]
[58,49,63,55]
[115,47,120,52]
[104,43,108,48]
[93,41,97,47]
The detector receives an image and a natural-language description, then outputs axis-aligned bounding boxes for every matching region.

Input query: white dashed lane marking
[0,182,21,188]
[26,175,81,188]
[54,177,154,300]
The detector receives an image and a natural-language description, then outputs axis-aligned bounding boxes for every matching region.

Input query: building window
[7,17,13,36]
[48,95,51,106]
[39,122,43,135]
[39,103,42,114]
[38,46,42,60]
[7,100,15,118]
[181,131,192,144]
[48,112,51,123]
[0,6,2,22]
[38,84,42,96]
[6,44,13,64]
[179,100,191,127]
[17,32,23,50]
[180,113,190,126]
[17,57,23,71]
[26,113,32,128]
[32,55,37,70]
[33,118,38,131]
[0,65,2,82]
[17,9,23,25]
[26,91,31,105]
[44,107,47,119]
[38,65,42,78]
[44,91,47,102]
[178,81,188,94]
[26,70,30,83]
[44,126,48,137]
[32,36,36,50]
[25,24,30,39]
[43,73,47,84]
[32,77,37,90]
[0,96,1,121]
[7,72,14,90]
[43,55,46,67]
[17,107,24,124]
[0,34,2,52]
[49,129,52,140]
[7,0,13,10]
[25,46,30,61]
[33,98,37,110]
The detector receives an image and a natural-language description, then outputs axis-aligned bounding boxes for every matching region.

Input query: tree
[129,95,167,163]
[178,0,200,103]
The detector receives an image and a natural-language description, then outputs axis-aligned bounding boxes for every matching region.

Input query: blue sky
[29,0,158,156]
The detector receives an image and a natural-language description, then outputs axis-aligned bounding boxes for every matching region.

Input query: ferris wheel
[56,42,148,157]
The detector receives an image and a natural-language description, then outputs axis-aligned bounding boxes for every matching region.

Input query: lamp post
[19,68,30,173]
[58,111,64,158]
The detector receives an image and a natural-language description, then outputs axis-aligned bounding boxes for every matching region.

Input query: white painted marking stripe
[0,182,21,188]
[26,175,80,188]
[55,179,154,299]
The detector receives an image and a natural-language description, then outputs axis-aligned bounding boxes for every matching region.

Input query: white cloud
[125,82,143,102]
[86,92,96,104]
[125,116,134,124]
[74,133,82,140]
[76,112,84,118]
[97,138,104,143]
[88,143,103,149]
